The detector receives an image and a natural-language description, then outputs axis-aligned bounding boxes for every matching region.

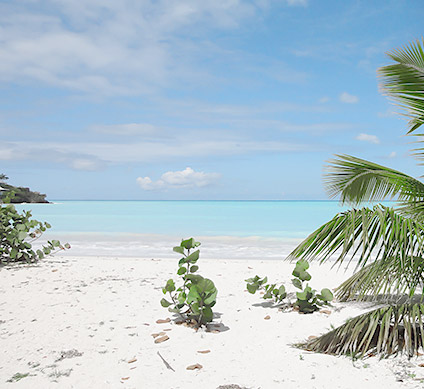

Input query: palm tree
[290,39,424,358]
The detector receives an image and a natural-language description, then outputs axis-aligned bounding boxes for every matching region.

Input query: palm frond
[398,199,424,221]
[288,205,424,298]
[336,257,424,301]
[378,38,424,133]
[289,205,424,268]
[297,304,424,358]
[409,133,424,167]
[324,155,424,205]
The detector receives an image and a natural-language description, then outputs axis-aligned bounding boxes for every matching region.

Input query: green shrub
[246,259,333,314]
[161,238,217,327]
[0,203,70,264]
[245,275,287,304]
[291,259,333,313]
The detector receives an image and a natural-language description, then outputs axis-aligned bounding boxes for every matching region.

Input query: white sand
[1,256,424,389]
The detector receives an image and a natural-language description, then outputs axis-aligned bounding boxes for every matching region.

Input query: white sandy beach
[2,254,424,389]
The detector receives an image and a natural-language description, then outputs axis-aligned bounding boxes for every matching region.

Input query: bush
[246,259,333,314]
[245,275,287,304]
[0,203,70,264]
[161,238,218,327]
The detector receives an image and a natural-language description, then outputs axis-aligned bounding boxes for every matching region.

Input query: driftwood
[157,351,175,372]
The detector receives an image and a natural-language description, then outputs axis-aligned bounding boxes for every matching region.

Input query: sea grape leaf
[202,306,213,323]
[298,270,311,282]
[165,279,175,292]
[181,238,195,249]
[292,278,302,289]
[190,302,200,314]
[296,259,309,270]
[187,285,201,304]
[318,288,333,302]
[173,246,185,254]
[160,298,172,307]
[186,250,200,263]
[296,290,308,301]
[203,288,217,305]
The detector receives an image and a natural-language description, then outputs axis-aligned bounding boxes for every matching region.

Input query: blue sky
[0,0,423,200]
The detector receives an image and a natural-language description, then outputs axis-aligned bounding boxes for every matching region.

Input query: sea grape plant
[245,275,287,304]
[0,203,70,264]
[161,238,218,327]
[292,259,333,313]
[246,259,333,314]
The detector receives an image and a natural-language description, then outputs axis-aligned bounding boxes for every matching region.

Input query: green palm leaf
[378,38,424,133]
[289,205,424,268]
[336,257,424,301]
[398,200,424,220]
[324,155,424,205]
[297,304,424,358]
[288,39,424,359]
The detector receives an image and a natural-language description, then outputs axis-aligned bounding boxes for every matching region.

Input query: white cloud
[70,158,103,171]
[377,109,395,118]
[137,167,220,190]
[136,176,158,190]
[286,0,308,6]
[356,133,380,144]
[0,1,296,96]
[340,92,359,104]
[318,96,330,104]
[388,151,397,158]
[0,136,311,168]
[0,141,106,171]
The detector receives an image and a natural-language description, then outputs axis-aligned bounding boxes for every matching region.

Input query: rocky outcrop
[0,183,49,203]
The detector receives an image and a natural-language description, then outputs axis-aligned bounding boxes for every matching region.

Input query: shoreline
[1,256,424,388]
[36,232,306,259]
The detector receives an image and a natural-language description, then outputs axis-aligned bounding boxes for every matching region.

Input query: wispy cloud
[0,1,305,97]
[340,92,359,104]
[286,0,308,6]
[137,167,220,190]
[0,141,106,171]
[377,109,396,118]
[0,137,312,168]
[356,133,380,144]
[90,123,158,136]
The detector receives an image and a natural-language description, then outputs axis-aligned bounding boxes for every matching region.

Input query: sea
[13,200,392,259]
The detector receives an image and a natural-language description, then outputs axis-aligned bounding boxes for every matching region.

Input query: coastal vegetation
[290,39,424,358]
[161,238,218,327]
[0,174,49,203]
[246,259,333,313]
[0,201,69,264]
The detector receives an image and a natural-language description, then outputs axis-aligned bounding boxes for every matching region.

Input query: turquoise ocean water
[13,200,392,258]
[14,200,358,238]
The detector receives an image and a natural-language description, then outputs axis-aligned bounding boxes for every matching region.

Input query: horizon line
[47,199,398,202]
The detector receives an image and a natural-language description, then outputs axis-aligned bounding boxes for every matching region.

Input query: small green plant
[0,203,70,264]
[245,275,287,304]
[161,238,218,327]
[246,259,333,314]
[292,259,333,313]
[7,372,29,382]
